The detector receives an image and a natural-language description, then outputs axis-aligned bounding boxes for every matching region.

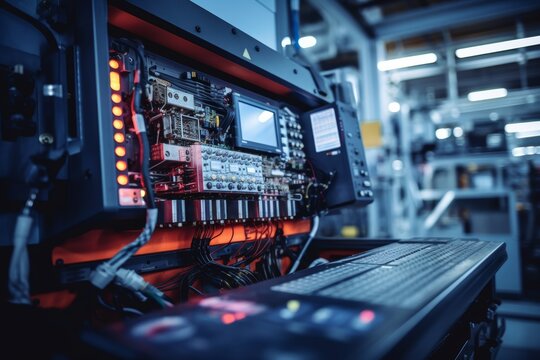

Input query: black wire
[0,1,59,50]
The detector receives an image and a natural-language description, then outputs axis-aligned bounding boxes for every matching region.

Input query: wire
[8,187,39,304]
[288,215,320,274]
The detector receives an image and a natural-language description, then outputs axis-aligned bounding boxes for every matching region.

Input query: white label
[247,166,256,174]
[310,108,341,153]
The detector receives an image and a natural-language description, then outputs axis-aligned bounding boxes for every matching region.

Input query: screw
[254,45,260,52]
[195,25,201,33]
[231,28,237,35]
[293,69,298,74]
[39,133,54,144]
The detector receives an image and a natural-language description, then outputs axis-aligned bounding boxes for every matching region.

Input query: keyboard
[272,240,495,308]
[86,238,506,360]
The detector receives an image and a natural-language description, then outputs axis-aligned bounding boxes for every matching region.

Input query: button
[360,170,368,177]
[363,180,371,187]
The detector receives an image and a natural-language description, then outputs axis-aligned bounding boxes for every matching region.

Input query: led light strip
[109,59,128,187]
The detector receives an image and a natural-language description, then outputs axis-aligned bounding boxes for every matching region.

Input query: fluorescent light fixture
[516,130,540,139]
[281,36,317,49]
[377,53,437,71]
[388,102,401,113]
[281,37,291,48]
[298,36,317,49]
[512,147,526,157]
[505,120,540,133]
[512,146,540,157]
[456,35,540,58]
[258,110,274,123]
[467,88,507,102]
[453,127,464,138]
[435,128,451,140]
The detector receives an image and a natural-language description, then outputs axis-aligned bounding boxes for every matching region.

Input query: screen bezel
[233,94,282,155]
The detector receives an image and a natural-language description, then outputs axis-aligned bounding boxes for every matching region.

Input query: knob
[257,185,262,191]
[206,182,213,189]
[216,183,223,189]
[237,184,242,190]
[248,185,254,190]
[228,183,234,190]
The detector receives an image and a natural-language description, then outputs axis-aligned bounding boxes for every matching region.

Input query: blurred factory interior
[284,0,540,357]
[1,0,540,358]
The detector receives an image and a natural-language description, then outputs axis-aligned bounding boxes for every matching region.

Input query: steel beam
[374,0,540,41]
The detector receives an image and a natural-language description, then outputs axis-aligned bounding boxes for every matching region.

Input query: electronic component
[157,197,297,225]
[189,144,264,194]
[234,94,282,155]
[302,102,373,209]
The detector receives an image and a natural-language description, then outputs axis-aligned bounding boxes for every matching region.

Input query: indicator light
[117,174,129,185]
[113,119,124,130]
[109,59,120,69]
[112,106,123,116]
[114,133,125,143]
[111,93,122,103]
[110,72,120,91]
[115,146,126,157]
[116,160,127,171]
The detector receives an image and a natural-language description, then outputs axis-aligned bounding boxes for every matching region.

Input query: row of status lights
[109,59,129,186]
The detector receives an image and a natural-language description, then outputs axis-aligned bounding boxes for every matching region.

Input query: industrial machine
[0,1,505,359]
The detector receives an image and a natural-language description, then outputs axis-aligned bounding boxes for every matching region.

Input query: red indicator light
[359,310,375,324]
[221,313,236,325]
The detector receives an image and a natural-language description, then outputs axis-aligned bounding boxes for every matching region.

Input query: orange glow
[110,72,121,91]
[116,161,127,171]
[109,59,120,69]
[140,189,146,197]
[112,119,124,130]
[115,146,126,157]
[117,174,129,186]
[114,133,125,143]
[112,106,123,116]
[111,93,122,103]
[221,313,236,325]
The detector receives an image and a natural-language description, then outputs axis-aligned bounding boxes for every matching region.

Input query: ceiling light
[456,35,540,58]
[378,53,437,71]
[467,88,507,102]
[505,120,540,133]
[388,102,401,113]
[298,36,317,49]
[516,130,540,139]
[435,128,451,140]
[281,36,317,49]
[281,37,291,48]
[453,127,464,138]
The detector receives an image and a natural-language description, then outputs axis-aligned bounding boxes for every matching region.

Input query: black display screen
[234,95,281,154]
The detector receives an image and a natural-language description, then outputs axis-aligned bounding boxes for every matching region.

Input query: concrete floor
[498,300,540,359]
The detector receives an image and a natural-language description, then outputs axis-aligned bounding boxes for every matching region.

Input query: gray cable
[288,215,320,274]
[8,188,39,305]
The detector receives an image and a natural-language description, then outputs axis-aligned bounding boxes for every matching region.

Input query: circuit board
[109,47,310,226]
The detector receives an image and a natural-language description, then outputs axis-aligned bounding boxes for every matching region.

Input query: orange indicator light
[110,72,120,91]
[112,106,123,116]
[117,174,129,185]
[116,161,127,171]
[114,133,125,143]
[115,146,126,157]
[113,119,124,130]
[111,93,122,103]
[109,59,120,69]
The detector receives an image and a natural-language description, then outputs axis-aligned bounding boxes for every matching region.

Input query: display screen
[310,108,341,152]
[236,99,280,153]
